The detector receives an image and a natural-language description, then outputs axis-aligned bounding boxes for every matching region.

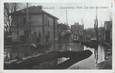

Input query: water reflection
[97,46,105,63]
[55,42,84,51]
[56,42,106,69]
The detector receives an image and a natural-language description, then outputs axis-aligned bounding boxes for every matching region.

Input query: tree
[4,3,18,34]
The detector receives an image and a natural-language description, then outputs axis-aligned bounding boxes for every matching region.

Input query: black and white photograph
[2,0,114,70]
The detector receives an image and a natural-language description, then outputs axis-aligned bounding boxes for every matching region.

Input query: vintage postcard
[0,0,115,73]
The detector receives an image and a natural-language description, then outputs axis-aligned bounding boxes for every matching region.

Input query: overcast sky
[18,0,112,29]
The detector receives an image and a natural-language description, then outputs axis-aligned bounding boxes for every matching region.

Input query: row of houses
[4,5,112,60]
[70,21,112,43]
[5,5,112,46]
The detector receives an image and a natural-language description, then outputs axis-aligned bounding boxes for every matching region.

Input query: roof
[10,6,58,19]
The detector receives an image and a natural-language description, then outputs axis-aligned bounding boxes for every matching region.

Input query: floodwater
[4,42,107,69]
[56,42,106,69]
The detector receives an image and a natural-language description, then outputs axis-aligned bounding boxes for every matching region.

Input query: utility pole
[110,0,113,21]
[65,8,69,51]
[94,7,99,63]
[66,9,68,25]
[81,19,84,43]
[25,3,29,42]
[41,6,45,47]
[53,19,56,49]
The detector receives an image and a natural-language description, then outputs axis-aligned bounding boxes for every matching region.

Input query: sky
[17,0,112,29]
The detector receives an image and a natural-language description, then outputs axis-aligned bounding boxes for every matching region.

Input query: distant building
[57,23,69,33]
[9,6,58,45]
[57,23,70,42]
[84,28,95,41]
[98,27,105,42]
[85,27,105,42]
[104,21,112,42]
[71,22,84,41]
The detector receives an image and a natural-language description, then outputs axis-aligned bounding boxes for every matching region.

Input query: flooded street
[69,46,97,69]
[4,2,112,70]
[4,41,110,69]
[56,42,106,69]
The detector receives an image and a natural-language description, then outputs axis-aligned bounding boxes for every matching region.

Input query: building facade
[10,6,58,45]
[71,22,84,41]
[104,21,112,42]
[4,6,58,60]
